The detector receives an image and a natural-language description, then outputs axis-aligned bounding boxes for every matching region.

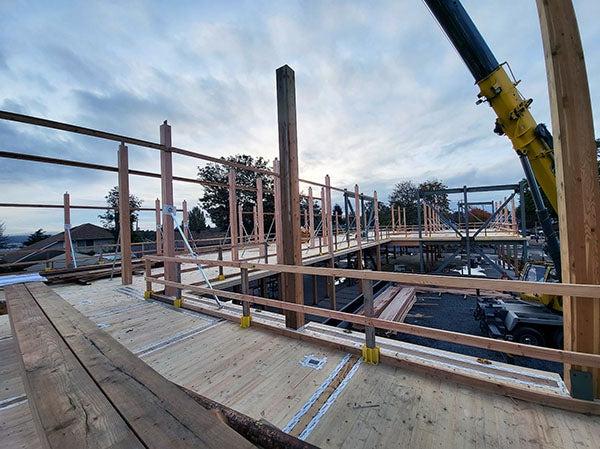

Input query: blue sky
[0,0,599,234]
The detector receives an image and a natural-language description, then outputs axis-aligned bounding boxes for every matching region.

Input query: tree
[389,179,449,225]
[0,222,7,248]
[24,229,48,246]
[99,186,143,238]
[188,206,208,233]
[469,207,491,222]
[198,155,274,232]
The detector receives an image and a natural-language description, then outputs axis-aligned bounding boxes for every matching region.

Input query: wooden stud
[325,175,336,309]
[308,186,315,248]
[320,187,327,248]
[273,159,283,262]
[538,0,600,397]
[391,204,396,233]
[118,143,132,284]
[256,177,265,256]
[228,169,239,261]
[354,184,363,270]
[63,192,73,269]
[238,203,244,246]
[276,65,304,329]
[155,199,162,256]
[182,200,190,240]
[159,121,176,296]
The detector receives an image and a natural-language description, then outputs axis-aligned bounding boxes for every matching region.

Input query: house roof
[1,223,114,264]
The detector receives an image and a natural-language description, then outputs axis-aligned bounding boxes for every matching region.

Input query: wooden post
[240,267,251,328]
[403,208,407,236]
[182,200,190,240]
[312,274,318,306]
[228,169,239,261]
[391,205,395,233]
[320,187,327,248]
[537,0,600,398]
[155,199,162,256]
[273,159,283,262]
[160,121,176,296]
[118,143,132,285]
[63,192,73,269]
[144,258,152,294]
[276,65,304,329]
[354,184,363,270]
[373,191,380,241]
[256,177,265,257]
[363,279,375,349]
[238,203,244,247]
[325,175,336,309]
[334,212,339,251]
[252,205,258,243]
[308,186,315,248]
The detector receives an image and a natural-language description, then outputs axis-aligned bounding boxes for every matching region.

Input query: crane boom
[424,0,561,277]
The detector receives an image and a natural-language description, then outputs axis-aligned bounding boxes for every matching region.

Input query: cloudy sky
[0,0,598,234]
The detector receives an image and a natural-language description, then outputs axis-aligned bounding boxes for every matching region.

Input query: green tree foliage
[198,155,274,233]
[99,186,143,238]
[0,222,7,248]
[24,229,48,246]
[188,206,208,233]
[332,204,344,225]
[389,179,449,225]
[469,207,491,222]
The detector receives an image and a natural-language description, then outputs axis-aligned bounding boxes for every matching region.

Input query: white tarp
[0,273,47,287]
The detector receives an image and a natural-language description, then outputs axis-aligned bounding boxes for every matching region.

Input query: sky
[0,0,599,235]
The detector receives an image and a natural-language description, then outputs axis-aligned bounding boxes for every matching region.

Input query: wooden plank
[256,177,265,257]
[147,254,600,298]
[308,187,315,248]
[5,284,144,449]
[378,287,416,322]
[276,65,304,329]
[155,198,162,255]
[63,192,73,269]
[118,143,132,285]
[229,169,239,260]
[24,282,254,449]
[537,0,600,396]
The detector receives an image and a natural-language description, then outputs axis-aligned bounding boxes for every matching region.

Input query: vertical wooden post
[144,258,152,295]
[182,200,190,240]
[252,205,258,243]
[334,212,339,251]
[273,159,283,262]
[118,143,132,285]
[537,0,600,398]
[240,267,251,328]
[403,208,407,236]
[312,274,318,306]
[361,279,379,364]
[228,169,239,261]
[308,186,315,248]
[238,203,244,247]
[391,205,395,233]
[276,65,304,329]
[256,177,265,257]
[160,121,176,296]
[155,199,162,256]
[320,187,327,248]
[63,192,73,269]
[325,175,336,309]
[354,184,363,270]
[374,191,381,271]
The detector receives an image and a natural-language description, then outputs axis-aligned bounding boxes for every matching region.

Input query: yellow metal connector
[143,290,153,300]
[361,345,380,365]
[173,298,183,308]
[217,274,226,281]
[240,315,252,329]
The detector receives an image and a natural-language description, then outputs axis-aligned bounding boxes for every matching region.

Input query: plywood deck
[1,277,598,449]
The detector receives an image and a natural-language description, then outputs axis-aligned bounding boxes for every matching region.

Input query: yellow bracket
[173,298,183,308]
[143,290,153,300]
[361,345,380,365]
[217,274,226,281]
[240,315,252,329]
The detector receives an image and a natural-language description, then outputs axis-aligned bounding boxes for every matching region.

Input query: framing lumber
[6,284,145,448]
[228,169,239,260]
[537,0,600,397]
[118,143,132,285]
[63,192,73,269]
[276,65,304,329]
[160,121,176,296]
[155,198,162,255]
[256,177,265,257]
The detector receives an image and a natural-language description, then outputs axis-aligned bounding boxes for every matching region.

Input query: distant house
[1,223,115,267]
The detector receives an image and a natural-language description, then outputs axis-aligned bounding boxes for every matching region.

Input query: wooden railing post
[160,120,176,296]
[308,186,315,248]
[240,267,251,328]
[63,192,73,269]
[276,64,304,329]
[256,177,265,256]
[228,169,239,260]
[155,199,162,255]
[217,247,225,281]
[118,142,132,285]
[144,259,152,298]
[361,279,379,364]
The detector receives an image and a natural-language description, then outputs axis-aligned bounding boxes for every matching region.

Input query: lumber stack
[355,284,416,330]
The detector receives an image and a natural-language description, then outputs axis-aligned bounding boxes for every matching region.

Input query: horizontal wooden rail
[0,203,182,212]
[143,255,600,298]
[146,275,600,369]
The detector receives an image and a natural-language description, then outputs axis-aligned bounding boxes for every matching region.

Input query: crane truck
[424,0,564,348]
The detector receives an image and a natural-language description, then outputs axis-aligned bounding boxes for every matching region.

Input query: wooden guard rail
[143,255,600,371]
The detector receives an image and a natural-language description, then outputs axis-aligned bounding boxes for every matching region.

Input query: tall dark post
[417,191,424,272]
[276,65,304,329]
[463,186,471,276]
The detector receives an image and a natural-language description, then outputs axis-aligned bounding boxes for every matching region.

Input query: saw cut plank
[5,284,145,449]
[25,282,255,449]
[379,287,417,323]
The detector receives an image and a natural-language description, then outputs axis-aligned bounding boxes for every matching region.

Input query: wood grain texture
[537,0,600,396]
[5,284,144,449]
[25,282,254,449]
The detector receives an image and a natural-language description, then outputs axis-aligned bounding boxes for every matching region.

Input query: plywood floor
[1,278,599,448]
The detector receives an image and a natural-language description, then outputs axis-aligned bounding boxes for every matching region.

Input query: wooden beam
[325,175,336,309]
[276,65,304,329]
[6,284,145,448]
[537,0,600,397]
[354,184,363,269]
[391,204,395,232]
[160,121,176,296]
[118,143,132,285]
[256,177,265,256]
[155,198,162,256]
[63,192,73,269]
[182,200,190,239]
[228,169,239,260]
[273,159,283,260]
